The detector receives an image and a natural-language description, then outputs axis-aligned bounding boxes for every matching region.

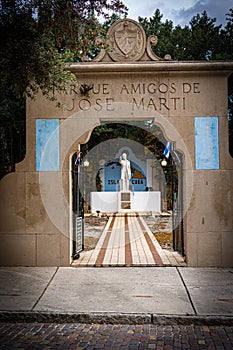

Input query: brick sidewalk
[0,323,232,349]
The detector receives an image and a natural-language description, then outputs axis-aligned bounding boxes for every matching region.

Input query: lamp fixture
[161,158,167,167]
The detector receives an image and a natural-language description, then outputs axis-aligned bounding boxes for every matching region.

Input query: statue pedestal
[90,191,161,213]
[118,192,131,211]
[118,179,131,211]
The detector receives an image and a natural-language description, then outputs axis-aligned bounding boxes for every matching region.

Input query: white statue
[119,152,131,191]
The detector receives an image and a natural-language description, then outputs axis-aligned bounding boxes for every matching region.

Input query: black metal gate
[171,150,184,256]
[72,153,84,259]
[73,214,84,259]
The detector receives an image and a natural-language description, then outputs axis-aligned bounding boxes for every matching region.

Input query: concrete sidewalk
[0,267,232,324]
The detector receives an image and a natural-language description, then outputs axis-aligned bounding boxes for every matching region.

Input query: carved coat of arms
[108,19,146,61]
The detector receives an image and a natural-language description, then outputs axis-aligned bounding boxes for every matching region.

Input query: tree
[189,11,222,60]
[138,9,163,37]
[0,0,128,178]
[171,25,192,60]
[218,8,233,60]
[0,0,127,99]
[139,9,223,61]
[138,9,173,59]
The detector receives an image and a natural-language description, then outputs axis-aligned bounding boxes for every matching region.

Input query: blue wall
[36,119,60,171]
[104,159,146,191]
[195,117,219,170]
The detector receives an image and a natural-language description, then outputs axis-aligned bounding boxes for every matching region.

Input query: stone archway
[0,18,232,267]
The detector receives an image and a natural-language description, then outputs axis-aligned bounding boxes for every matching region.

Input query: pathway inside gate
[72,213,186,267]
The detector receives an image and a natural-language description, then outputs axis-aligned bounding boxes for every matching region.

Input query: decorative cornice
[69,61,233,74]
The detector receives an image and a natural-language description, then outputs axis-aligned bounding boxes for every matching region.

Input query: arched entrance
[1,18,231,267]
[71,120,185,266]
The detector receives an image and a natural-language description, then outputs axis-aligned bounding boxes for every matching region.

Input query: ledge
[68,60,233,74]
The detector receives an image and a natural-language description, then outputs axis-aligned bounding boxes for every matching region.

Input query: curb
[0,311,233,326]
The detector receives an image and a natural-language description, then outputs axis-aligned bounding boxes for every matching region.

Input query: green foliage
[218,9,233,60]
[139,9,226,60]
[138,9,163,37]
[0,0,127,100]
[82,121,166,159]
[0,0,127,178]
[171,25,192,60]
[189,11,222,60]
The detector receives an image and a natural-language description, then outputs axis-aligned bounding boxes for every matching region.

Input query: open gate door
[72,152,84,259]
[172,150,184,256]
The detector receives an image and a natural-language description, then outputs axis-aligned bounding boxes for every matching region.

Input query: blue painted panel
[36,119,59,171]
[104,159,146,192]
[195,117,219,170]
[104,160,121,192]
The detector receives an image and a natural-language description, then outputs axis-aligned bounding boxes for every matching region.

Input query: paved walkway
[73,213,186,267]
[0,267,232,324]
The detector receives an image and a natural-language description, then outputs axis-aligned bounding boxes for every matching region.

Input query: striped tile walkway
[72,213,186,267]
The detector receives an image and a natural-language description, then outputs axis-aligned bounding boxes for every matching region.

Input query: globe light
[83,159,89,167]
[161,158,167,167]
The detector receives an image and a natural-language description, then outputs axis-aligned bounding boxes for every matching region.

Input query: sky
[123,0,232,27]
